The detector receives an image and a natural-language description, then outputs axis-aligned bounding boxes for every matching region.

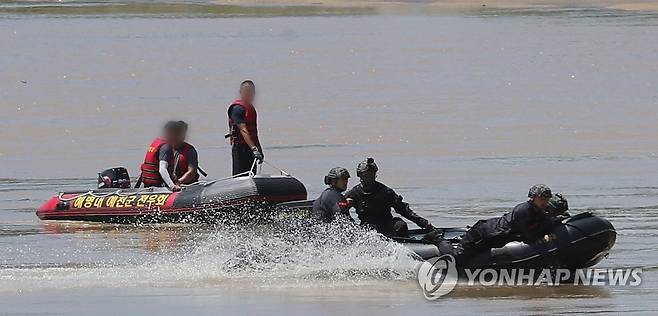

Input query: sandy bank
[215,0,658,11]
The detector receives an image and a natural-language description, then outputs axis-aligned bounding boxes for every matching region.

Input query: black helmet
[528,184,552,198]
[356,157,378,177]
[548,193,569,214]
[324,167,350,185]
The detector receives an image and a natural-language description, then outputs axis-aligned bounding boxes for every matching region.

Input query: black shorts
[232,143,257,176]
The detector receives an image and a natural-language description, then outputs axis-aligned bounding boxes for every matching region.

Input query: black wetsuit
[312,187,352,223]
[346,181,430,237]
[459,201,555,254]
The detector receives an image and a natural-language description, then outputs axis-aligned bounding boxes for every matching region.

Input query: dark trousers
[458,219,514,261]
[232,143,257,176]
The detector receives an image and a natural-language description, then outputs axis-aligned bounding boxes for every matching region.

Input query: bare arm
[178,165,198,185]
[177,147,199,185]
[237,123,258,149]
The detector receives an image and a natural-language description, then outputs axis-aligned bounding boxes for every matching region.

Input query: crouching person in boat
[345,158,435,238]
[442,184,557,261]
[139,120,199,192]
[546,193,570,222]
[312,167,353,223]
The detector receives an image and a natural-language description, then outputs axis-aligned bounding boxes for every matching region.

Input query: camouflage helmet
[548,193,569,214]
[356,157,378,177]
[324,167,350,185]
[528,184,553,198]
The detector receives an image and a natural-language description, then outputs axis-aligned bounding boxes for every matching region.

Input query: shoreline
[1,0,658,16]
[213,0,658,11]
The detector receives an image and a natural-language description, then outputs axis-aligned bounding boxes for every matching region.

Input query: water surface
[2,4,658,315]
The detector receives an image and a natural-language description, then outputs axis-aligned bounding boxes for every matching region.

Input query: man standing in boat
[226,80,263,176]
[312,167,353,223]
[345,157,436,237]
[139,121,199,191]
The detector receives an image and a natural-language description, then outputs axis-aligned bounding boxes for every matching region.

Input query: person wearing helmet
[312,167,353,223]
[546,193,570,222]
[345,157,435,237]
[442,184,557,261]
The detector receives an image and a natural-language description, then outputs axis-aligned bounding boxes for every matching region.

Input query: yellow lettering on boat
[105,195,118,208]
[136,195,148,207]
[83,196,95,208]
[155,194,168,206]
[124,196,136,207]
[73,196,85,208]
[70,193,170,209]
[93,197,104,208]
[147,195,158,206]
[115,196,128,208]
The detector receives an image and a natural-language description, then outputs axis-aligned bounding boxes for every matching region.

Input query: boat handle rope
[249,158,258,177]
[58,187,158,202]
[189,160,258,187]
[192,159,291,187]
[261,160,291,176]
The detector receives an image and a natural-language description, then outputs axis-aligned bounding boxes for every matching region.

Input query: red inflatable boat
[37,175,307,223]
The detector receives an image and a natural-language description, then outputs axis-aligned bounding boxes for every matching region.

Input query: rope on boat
[189,159,291,187]
[262,160,290,176]
[58,187,157,202]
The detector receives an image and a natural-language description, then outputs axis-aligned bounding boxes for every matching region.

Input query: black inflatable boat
[277,198,616,269]
[395,212,616,269]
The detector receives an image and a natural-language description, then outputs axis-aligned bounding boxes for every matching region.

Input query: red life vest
[227,99,259,146]
[173,142,198,183]
[140,138,198,186]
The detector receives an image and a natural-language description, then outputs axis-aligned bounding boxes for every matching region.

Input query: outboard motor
[98,167,131,189]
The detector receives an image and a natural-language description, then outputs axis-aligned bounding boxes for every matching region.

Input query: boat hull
[37,175,307,223]
[398,212,617,269]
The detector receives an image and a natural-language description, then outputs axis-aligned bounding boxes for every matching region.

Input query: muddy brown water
[1,2,658,315]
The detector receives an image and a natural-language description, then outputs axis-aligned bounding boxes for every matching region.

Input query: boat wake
[1,217,420,291]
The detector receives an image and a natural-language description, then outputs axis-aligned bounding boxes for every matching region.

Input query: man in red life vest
[140,121,199,191]
[227,80,263,175]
